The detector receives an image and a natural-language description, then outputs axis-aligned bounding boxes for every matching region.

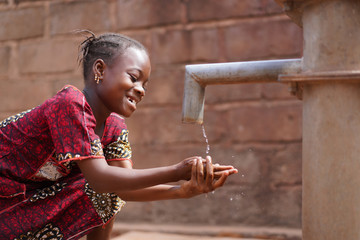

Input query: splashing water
[201,124,210,155]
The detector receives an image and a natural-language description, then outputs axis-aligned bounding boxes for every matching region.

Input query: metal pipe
[182,58,303,124]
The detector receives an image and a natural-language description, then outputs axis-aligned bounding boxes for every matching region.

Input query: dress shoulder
[102,113,132,161]
[44,85,103,162]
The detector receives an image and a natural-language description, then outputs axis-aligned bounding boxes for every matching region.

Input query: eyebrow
[128,68,142,75]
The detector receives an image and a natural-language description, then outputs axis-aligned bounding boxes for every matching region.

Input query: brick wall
[0,0,303,229]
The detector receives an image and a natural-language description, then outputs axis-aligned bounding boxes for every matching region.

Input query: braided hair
[77,30,148,81]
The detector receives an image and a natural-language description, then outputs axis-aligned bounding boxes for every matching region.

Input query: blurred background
[0,0,303,239]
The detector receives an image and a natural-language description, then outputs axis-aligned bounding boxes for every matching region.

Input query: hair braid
[77,30,148,81]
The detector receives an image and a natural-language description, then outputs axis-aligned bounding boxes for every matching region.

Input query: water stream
[201,124,245,202]
[201,123,210,155]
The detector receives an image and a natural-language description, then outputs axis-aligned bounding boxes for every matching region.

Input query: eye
[130,75,137,82]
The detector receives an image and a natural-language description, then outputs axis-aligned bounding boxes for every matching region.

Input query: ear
[92,59,106,80]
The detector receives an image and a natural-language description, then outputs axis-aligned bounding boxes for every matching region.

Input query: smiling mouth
[127,97,137,107]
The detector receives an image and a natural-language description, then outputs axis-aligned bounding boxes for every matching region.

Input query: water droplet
[241,174,245,177]
[230,197,233,201]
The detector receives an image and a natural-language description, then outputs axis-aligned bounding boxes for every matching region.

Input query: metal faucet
[182,58,303,124]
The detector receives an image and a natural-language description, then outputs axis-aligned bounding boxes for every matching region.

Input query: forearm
[116,184,184,201]
[77,158,181,193]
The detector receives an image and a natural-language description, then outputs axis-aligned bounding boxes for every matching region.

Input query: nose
[134,82,145,97]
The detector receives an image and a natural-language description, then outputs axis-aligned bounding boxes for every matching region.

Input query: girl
[0,32,237,240]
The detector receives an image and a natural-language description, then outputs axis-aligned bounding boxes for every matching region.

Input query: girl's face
[96,47,151,117]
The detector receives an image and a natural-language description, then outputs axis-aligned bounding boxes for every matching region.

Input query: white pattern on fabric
[0,109,33,128]
[84,183,126,224]
[14,223,64,240]
[104,129,132,160]
[29,183,67,202]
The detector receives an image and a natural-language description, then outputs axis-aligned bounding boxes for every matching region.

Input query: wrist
[170,185,186,199]
[171,163,183,182]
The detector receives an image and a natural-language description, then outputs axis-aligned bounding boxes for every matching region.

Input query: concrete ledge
[112,231,261,240]
[111,223,302,240]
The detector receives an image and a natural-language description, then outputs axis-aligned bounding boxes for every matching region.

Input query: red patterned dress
[0,85,132,239]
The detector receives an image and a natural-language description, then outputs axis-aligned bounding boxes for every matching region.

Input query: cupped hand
[213,162,238,179]
[175,156,204,181]
[178,156,238,199]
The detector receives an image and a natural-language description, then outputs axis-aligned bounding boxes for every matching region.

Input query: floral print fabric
[0,85,132,239]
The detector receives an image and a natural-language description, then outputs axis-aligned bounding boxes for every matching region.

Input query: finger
[214,168,238,178]
[213,164,236,172]
[213,171,229,189]
[184,156,202,163]
[205,156,214,189]
[197,158,204,184]
[190,158,198,181]
[214,171,226,179]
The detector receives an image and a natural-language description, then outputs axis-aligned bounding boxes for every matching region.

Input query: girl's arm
[116,157,238,201]
[116,184,182,201]
[76,156,200,193]
[107,160,182,201]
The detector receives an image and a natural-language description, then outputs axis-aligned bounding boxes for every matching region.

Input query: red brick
[142,66,185,106]
[228,102,302,142]
[130,144,207,168]
[206,144,274,185]
[0,46,10,76]
[126,143,301,226]
[263,0,285,14]
[265,187,302,227]
[120,185,260,225]
[126,106,204,145]
[186,0,283,22]
[209,185,266,225]
[0,80,52,112]
[224,18,303,61]
[203,82,298,103]
[116,0,182,29]
[261,82,296,99]
[201,108,232,143]
[19,39,79,74]
[125,32,151,54]
[151,29,191,64]
[0,7,45,41]
[52,76,84,95]
[50,1,112,36]
[190,28,219,62]
[130,185,261,225]
[205,84,262,104]
[120,186,300,227]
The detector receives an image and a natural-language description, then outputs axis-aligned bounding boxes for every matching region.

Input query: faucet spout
[182,58,303,124]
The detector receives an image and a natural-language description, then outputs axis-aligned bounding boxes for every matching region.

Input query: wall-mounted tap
[182,58,303,124]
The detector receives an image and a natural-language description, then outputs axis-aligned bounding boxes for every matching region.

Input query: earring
[95,74,100,84]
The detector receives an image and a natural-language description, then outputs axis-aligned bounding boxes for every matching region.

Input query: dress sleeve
[44,87,104,163]
[102,113,132,165]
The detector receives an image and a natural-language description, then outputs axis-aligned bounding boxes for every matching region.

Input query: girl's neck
[82,86,110,135]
